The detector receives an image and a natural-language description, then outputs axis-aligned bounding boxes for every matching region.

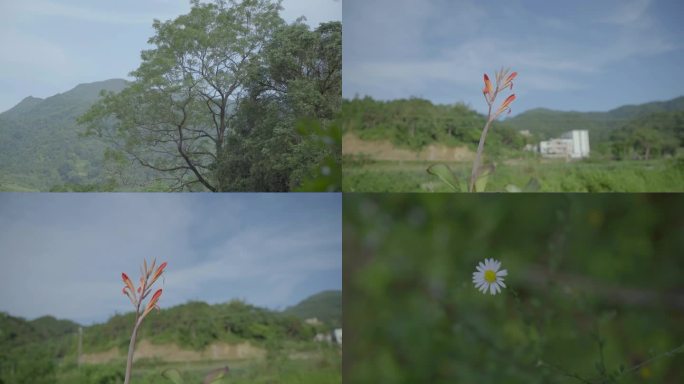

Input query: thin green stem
[124,299,142,384]
[470,113,493,192]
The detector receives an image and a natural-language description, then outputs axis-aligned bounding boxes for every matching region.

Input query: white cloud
[600,0,652,26]
[343,0,678,103]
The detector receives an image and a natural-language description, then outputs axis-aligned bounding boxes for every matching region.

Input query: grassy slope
[343,158,684,192]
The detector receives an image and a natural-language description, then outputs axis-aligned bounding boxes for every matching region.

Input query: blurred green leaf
[426,163,462,191]
[162,368,185,384]
[474,163,495,192]
[524,177,541,192]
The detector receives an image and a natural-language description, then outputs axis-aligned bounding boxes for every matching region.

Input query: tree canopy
[79,0,341,191]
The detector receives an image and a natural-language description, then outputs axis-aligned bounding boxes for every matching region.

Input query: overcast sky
[0,193,341,325]
[0,0,341,112]
[343,0,684,115]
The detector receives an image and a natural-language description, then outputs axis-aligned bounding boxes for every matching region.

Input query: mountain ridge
[503,95,684,141]
[0,78,130,191]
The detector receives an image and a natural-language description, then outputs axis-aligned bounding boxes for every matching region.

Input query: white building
[539,130,590,159]
[314,328,342,346]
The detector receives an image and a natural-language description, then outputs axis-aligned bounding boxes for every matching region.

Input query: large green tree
[218,20,342,190]
[79,0,284,191]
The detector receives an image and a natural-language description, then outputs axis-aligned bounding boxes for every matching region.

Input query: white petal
[497,269,508,277]
[489,283,496,295]
[498,280,506,288]
[492,260,500,271]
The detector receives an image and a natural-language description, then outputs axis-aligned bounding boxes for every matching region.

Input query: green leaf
[161,368,185,384]
[426,164,461,191]
[505,184,522,193]
[524,177,541,192]
[474,164,495,192]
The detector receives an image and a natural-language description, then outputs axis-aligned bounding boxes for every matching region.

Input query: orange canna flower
[122,273,136,295]
[482,73,493,95]
[497,94,516,115]
[504,71,517,89]
[142,289,163,318]
[150,288,162,304]
[150,261,167,285]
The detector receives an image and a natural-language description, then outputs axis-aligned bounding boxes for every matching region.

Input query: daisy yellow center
[484,270,496,283]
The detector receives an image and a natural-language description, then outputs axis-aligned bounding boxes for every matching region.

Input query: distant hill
[0,79,128,191]
[0,290,338,358]
[504,96,684,143]
[283,290,341,328]
[30,315,80,339]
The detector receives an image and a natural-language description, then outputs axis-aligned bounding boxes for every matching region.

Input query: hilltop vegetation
[0,290,341,383]
[342,97,526,156]
[342,95,684,160]
[0,79,130,191]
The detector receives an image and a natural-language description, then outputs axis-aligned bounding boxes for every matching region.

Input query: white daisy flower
[472,258,508,295]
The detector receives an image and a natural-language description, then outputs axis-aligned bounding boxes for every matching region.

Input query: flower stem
[124,318,140,384]
[124,296,142,384]
[470,106,493,192]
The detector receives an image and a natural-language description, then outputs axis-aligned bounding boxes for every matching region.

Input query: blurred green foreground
[344,194,684,383]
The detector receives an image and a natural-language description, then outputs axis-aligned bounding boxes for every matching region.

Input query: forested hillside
[342,97,526,155]
[0,290,341,383]
[342,96,684,160]
[0,79,128,191]
[0,0,342,192]
[505,96,684,146]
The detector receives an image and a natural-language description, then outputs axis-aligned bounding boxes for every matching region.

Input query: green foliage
[341,97,526,154]
[344,194,684,383]
[78,1,341,192]
[0,291,340,384]
[0,80,129,191]
[505,96,684,157]
[609,110,684,160]
[218,20,342,191]
[343,158,684,192]
[426,164,463,191]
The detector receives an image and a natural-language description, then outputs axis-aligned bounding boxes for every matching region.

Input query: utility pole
[78,326,83,368]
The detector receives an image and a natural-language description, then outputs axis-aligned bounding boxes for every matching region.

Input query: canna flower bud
[142,289,163,318]
[122,273,136,295]
[497,94,516,115]
[482,73,493,96]
[150,261,167,285]
[504,71,517,89]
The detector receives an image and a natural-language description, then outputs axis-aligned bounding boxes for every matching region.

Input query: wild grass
[343,157,684,192]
